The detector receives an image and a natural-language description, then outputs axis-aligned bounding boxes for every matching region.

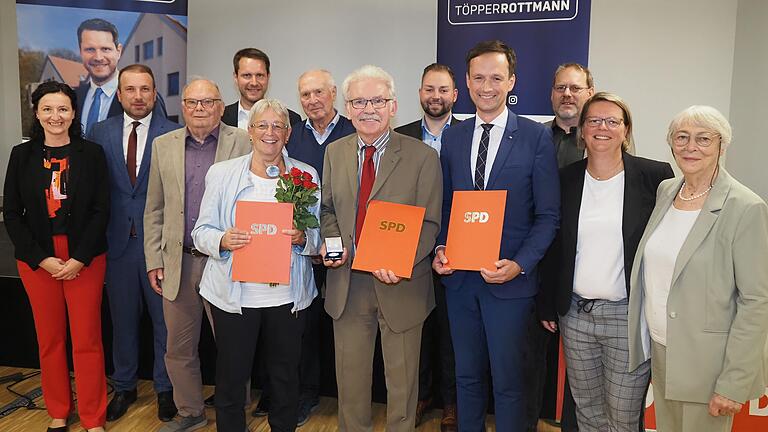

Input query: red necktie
[127,121,139,186]
[355,145,376,246]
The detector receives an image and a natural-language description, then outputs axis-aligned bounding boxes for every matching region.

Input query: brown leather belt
[182,246,208,257]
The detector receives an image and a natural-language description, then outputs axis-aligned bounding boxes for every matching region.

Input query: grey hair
[342,65,396,101]
[182,76,221,98]
[248,98,290,127]
[667,105,732,151]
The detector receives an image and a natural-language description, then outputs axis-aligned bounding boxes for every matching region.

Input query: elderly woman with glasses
[191,98,320,432]
[538,92,673,432]
[627,105,768,432]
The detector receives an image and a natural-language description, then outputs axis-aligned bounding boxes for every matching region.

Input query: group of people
[2,17,767,432]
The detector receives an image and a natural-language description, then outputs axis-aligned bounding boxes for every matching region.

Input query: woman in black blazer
[537,92,673,432]
[3,81,109,432]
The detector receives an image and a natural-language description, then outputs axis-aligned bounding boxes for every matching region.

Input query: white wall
[728,0,768,199]
[187,0,436,126]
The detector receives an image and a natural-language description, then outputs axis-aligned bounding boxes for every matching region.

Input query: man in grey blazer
[320,65,442,431]
[144,78,251,431]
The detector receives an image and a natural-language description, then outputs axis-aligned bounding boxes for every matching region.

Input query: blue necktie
[474,123,493,190]
[85,87,104,135]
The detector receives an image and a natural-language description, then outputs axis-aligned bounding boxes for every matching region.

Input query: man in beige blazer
[320,65,442,431]
[144,78,251,431]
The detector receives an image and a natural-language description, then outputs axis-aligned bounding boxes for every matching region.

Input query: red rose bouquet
[275,167,320,231]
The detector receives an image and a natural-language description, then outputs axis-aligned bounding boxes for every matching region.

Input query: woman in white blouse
[538,92,673,431]
[628,105,768,432]
[192,99,320,432]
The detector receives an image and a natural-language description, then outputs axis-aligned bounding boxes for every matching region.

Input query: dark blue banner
[17,0,186,15]
[438,0,591,116]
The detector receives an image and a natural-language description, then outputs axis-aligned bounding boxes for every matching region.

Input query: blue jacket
[88,113,181,260]
[438,108,560,298]
[192,153,320,314]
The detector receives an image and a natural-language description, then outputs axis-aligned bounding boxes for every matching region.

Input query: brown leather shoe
[440,403,457,432]
[415,398,432,427]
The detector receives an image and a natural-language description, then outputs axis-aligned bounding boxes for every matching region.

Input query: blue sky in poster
[16,3,187,55]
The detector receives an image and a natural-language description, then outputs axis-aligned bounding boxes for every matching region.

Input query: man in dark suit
[395,62,460,431]
[433,40,560,432]
[221,48,301,130]
[87,64,181,424]
[75,18,166,135]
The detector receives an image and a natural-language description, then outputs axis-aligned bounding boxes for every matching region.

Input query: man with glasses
[433,40,559,432]
[320,65,442,432]
[222,48,302,130]
[524,63,595,432]
[144,78,251,432]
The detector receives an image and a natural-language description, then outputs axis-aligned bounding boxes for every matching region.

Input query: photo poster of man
[437,0,591,117]
[16,0,188,136]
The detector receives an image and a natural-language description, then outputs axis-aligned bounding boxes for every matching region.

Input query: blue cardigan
[285,115,356,180]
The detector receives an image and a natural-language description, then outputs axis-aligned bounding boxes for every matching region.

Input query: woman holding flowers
[192,98,320,432]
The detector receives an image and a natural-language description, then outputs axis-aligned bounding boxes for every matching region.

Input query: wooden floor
[0,367,560,431]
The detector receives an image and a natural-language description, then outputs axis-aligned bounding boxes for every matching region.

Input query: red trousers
[17,235,107,428]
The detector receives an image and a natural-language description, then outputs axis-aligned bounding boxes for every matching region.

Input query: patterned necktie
[85,87,104,136]
[127,121,139,186]
[355,145,376,246]
[474,123,493,190]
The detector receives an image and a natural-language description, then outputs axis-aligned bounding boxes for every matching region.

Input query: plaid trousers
[560,294,651,432]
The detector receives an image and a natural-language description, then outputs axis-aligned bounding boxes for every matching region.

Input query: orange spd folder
[445,190,506,271]
[352,200,426,278]
[232,201,293,284]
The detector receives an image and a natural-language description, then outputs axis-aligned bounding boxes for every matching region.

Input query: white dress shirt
[237,101,250,130]
[470,109,509,182]
[122,112,153,177]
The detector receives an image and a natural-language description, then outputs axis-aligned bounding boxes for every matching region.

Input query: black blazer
[222,101,302,128]
[537,152,674,321]
[394,115,461,140]
[3,137,110,269]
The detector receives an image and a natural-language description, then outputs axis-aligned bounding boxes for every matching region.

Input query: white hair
[667,105,732,151]
[248,98,290,127]
[341,65,396,101]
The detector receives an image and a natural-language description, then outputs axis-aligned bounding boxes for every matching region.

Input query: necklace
[265,165,280,178]
[586,158,623,180]
[678,181,712,201]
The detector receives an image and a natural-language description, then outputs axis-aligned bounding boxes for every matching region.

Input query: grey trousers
[163,253,209,418]
[560,295,651,432]
[651,342,734,432]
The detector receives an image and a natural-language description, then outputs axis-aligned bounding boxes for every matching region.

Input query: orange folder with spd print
[445,190,506,271]
[232,201,293,284]
[352,200,426,279]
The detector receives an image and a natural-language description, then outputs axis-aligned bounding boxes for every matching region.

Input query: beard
[421,99,452,118]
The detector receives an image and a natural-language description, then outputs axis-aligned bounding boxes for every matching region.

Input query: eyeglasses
[182,98,221,109]
[553,85,590,94]
[672,132,720,148]
[347,97,392,109]
[584,117,624,129]
[250,121,289,132]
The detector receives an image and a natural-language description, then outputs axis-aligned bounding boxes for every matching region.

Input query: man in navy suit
[433,40,560,432]
[88,64,181,424]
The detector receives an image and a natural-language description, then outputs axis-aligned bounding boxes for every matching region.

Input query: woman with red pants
[3,81,109,432]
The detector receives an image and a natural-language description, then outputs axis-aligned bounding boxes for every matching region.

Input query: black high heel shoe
[46,425,67,432]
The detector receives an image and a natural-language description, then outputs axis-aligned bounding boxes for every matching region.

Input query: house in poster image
[118,13,187,124]
[39,55,88,89]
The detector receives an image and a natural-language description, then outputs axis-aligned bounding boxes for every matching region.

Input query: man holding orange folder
[433,40,560,432]
[320,65,442,432]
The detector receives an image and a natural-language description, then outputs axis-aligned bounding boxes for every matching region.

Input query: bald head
[298,69,338,130]
[182,78,225,139]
